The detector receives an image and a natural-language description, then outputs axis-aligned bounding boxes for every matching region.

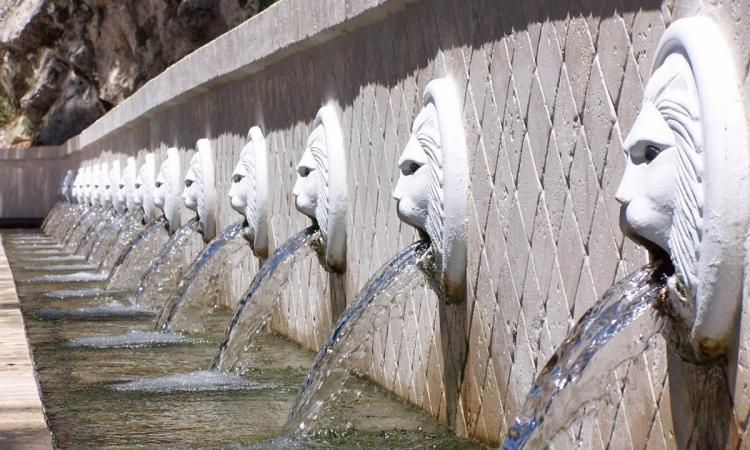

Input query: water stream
[105,218,169,291]
[132,217,200,308]
[501,262,670,449]
[75,210,114,256]
[3,228,477,449]
[155,221,247,332]
[210,226,320,371]
[87,213,129,267]
[283,240,431,436]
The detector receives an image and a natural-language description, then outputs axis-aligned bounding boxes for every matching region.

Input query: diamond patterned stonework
[4,0,750,447]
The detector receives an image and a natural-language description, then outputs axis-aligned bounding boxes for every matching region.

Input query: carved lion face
[134,155,156,221]
[153,169,168,210]
[615,17,750,359]
[616,53,702,292]
[182,154,201,212]
[393,103,441,239]
[229,144,253,218]
[293,125,325,220]
[153,148,182,232]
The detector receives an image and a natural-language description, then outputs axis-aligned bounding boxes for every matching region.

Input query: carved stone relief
[59,170,75,202]
[616,17,749,359]
[393,77,469,302]
[93,162,108,208]
[119,157,137,214]
[106,160,122,213]
[229,126,269,258]
[154,147,183,234]
[292,104,348,273]
[71,170,83,204]
[134,154,157,223]
[183,139,217,242]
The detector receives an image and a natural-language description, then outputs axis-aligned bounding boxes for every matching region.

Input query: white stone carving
[154,147,183,233]
[118,157,137,214]
[80,165,91,206]
[59,170,75,202]
[292,104,348,273]
[229,126,269,258]
[85,164,95,207]
[393,77,469,303]
[183,139,217,242]
[71,170,83,204]
[93,162,109,208]
[616,16,749,358]
[106,160,122,212]
[134,154,157,222]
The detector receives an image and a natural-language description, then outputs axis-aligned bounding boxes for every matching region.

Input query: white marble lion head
[154,147,183,234]
[616,17,749,358]
[134,154,157,222]
[182,139,217,242]
[292,105,347,273]
[229,126,269,257]
[393,78,469,302]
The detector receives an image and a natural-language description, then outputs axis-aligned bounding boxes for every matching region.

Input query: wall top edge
[75,0,421,153]
[0,145,68,161]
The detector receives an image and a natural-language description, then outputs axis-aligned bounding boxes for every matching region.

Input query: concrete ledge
[0,236,53,450]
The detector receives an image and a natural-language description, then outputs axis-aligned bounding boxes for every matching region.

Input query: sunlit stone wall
[2,0,749,446]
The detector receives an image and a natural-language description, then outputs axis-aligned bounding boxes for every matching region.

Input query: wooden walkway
[0,236,54,449]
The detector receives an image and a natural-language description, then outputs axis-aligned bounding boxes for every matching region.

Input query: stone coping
[0,0,421,160]
[0,236,53,449]
[76,0,420,151]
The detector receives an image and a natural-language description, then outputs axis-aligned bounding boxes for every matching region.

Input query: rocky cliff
[0,0,264,147]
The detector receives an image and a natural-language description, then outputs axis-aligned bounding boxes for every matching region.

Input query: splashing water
[283,240,431,435]
[210,226,320,372]
[97,213,146,271]
[70,330,195,348]
[111,370,268,393]
[105,218,169,291]
[45,288,115,299]
[21,254,86,264]
[501,262,669,449]
[132,217,200,308]
[156,221,249,333]
[87,213,129,266]
[61,208,99,247]
[22,263,99,272]
[19,270,109,284]
[41,201,66,232]
[37,303,157,320]
[75,210,115,256]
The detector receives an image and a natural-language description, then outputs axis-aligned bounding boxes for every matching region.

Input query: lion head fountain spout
[59,170,75,202]
[116,157,137,215]
[154,148,183,234]
[292,104,348,273]
[392,78,469,303]
[84,164,96,207]
[134,154,157,223]
[106,160,123,213]
[616,17,749,360]
[92,162,109,209]
[182,139,217,243]
[229,126,269,258]
[72,169,84,204]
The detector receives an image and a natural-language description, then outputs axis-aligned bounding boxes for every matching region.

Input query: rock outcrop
[0,0,262,146]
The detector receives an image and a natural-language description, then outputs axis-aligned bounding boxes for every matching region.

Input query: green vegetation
[20,116,36,136]
[0,90,16,126]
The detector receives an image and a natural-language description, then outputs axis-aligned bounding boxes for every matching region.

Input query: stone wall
[2,0,749,446]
